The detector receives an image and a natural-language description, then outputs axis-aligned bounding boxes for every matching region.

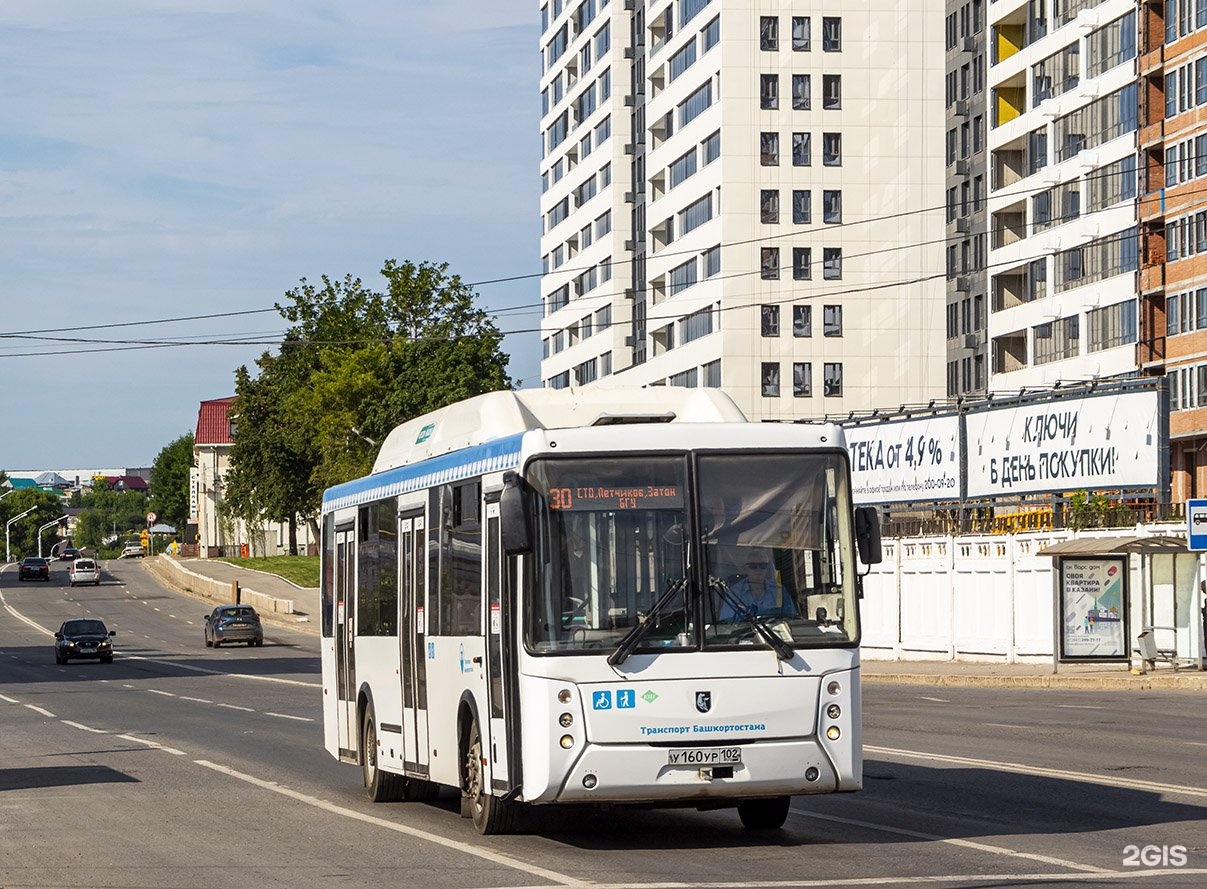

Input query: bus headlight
[559,712,574,727]
[560,734,575,749]
[826,726,841,741]
[826,704,841,719]
[826,680,842,696]
[557,688,572,703]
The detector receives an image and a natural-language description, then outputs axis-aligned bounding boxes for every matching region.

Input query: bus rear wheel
[464,720,518,835]
[737,795,791,830]
[362,708,405,803]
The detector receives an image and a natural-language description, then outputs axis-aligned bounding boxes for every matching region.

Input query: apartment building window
[792,16,811,50]
[702,16,720,52]
[761,247,780,280]
[823,305,843,337]
[760,16,778,50]
[822,17,841,51]
[594,304,611,331]
[822,75,841,109]
[761,189,780,224]
[822,132,842,165]
[703,130,721,164]
[681,0,712,29]
[823,248,842,279]
[553,330,565,353]
[595,210,611,238]
[599,67,610,101]
[548,371,570,389]
[594,115,611,147]
[792,304,813,336]
[670,148,698,188]
[792,132,811,165]
[680,81,714,127]
[1033,316,1079,365]
[547,197,569,231]
[792,248,812,280]
[1086,155,1136,212]
[681,193,713,232]
[791,190,810,224]
[1086,12,1136,78]
[793,362,813,397]
[1165,0,1207,43]
[823,363,843,396]
[600,351,612,377]
[1167,210,1207,260]
[760,74,779,110]
[547,111,569,152]
[594,21,609,60]
[1032,182,1079,233]
[792,74,811,110]
[669,368,698,388]
[683,305,714,342]
[1054,84,1138,163]
[670,40,698,81]
[546,24,569,70]
[600,255,612,282]
[1027,126,1048,175]
[761,305,780,336]
[761,363,781,397]
[702,359,721,387]
[1031,42,1079,107]
[576,358,598,385]
[703,244,721,277]
[670,258,698,295]
[1168,293,1184,336]
[760,131,779,165]
[1056,227,1138,291]
[823,189,841,224]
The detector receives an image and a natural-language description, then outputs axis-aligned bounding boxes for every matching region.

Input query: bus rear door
[335,524,357,761]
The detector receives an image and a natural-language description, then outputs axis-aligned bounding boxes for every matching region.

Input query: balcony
[992,332,1028,374]
[991,208,1026,249]
[1139,263,1165,295]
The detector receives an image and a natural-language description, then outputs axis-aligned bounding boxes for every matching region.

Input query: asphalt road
[1,558,1205,889]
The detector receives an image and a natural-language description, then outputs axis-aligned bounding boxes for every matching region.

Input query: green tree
[1,488,65,560]
[149,432,195,530]
[71,481,150,553]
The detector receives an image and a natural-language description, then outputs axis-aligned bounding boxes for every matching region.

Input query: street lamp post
[5,506,37,563]
[37,516,65,559]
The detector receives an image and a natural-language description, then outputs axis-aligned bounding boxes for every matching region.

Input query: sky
[0,1,542,471]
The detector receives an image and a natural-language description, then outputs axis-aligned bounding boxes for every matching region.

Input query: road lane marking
[23,704,56,718]
[123,655,320,688]
[791,809,1109,874]
[193,759,585,886]
[482,871,1207,888]
[867,745,1207,800]
[0,694,19,704]
[217,703,254,712]
[62,720,108,733]
[0,588,53,636]
[180,696,213,704]
[918,696,949,703]
[981,723,1022,729]
[117,734,186,755]
[265,712,313,722]
[1054,704,1105,710]
[147,690,176,697]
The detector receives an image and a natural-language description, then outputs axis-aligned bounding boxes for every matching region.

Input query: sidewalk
[144,555,320,636]
[143,557,1206,687]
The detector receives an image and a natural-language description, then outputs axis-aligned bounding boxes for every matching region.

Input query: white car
[69,558,101,586]
[119,544,145,558]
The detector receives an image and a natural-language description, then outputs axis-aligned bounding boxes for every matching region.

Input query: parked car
[58,547,80,562]
[18,557,50,581]
[69,558,101,586]
[119,544,145,558]
[204,604,264,647]
[54,618,115,664]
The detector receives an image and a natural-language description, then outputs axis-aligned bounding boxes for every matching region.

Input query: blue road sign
[1187,499,1207,551]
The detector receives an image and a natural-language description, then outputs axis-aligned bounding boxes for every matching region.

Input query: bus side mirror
[855,507,882,565]
[500,471,533,556]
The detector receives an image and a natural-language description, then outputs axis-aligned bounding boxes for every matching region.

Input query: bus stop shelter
[1039,536,1205,673]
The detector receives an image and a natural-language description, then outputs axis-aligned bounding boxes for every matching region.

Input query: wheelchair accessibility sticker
[593,689,637,710]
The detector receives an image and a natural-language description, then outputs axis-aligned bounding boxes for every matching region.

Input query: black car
[54,618,115,664]
[204,604,264,647]
[18,557,50,581]
[58,547,80,562]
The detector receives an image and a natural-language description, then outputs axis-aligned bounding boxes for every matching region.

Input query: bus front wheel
[737,795,791,830]
[362,707,405,803]
[463,720,518,835]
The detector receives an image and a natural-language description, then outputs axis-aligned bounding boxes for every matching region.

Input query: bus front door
[335,525,357,762]
[399,512,430,778]
[483,500,515,792]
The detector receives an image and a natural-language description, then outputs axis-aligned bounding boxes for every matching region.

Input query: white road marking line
[1054,704,1105,710]
[265,712,313,722]
[193,759,585,886]
[981,723,1021,729]
[147,690,176,697]
[0,588,54,636]
[867,745,1207,800]
[123,655,319,688]
[62,720,108,734]
[482,871,1207,888]
[117,734,186,755]
[23,704,56,718]
[0,694,19,704]
[180,696,213,704]
[918,696,949,703]
[1186,741,1207,747]
[217,703,254,712]
[791,809,1109,874]
[122,684,135,689]
[185,621,194,625]
[153,607,161,612]
[169,614,176,618]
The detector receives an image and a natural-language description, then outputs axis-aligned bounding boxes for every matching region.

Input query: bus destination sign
[547,484,683,511]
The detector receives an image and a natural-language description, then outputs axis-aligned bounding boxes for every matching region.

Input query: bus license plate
[667,747,741,766]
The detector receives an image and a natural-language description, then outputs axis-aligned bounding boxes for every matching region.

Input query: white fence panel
[860,541,900,655]
[951,537,1012,656]
[898,537,952,655]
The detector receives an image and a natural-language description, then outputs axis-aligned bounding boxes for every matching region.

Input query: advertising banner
[188,467,199,522]
[1059,557,1127,659]
[965,390,1161,498]
[843,415,960,505]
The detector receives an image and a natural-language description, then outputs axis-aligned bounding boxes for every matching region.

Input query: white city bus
[319,388,881,834]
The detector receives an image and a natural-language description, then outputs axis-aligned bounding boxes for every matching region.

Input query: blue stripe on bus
[321,433,525,512]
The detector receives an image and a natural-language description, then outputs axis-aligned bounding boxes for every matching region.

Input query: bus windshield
[524,451,859,656]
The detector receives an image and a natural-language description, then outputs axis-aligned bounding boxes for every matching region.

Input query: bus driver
[718,549,796,622]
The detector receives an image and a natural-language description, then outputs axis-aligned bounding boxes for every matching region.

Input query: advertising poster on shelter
[1060,557,1126,658]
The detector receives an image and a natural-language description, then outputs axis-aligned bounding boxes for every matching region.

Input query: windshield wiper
[607,576,689,667]
[708,576,795,661]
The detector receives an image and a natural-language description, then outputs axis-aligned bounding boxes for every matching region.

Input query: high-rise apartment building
[984,0,1140,391]
[538,0,948,421]
[944,0,990,398]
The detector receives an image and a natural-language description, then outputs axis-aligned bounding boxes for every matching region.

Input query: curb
[862,673,1207,691]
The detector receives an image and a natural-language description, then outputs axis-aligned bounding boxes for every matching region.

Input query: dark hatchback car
[204,604,264,647]
[58,546,80,562]
[54,618,116,664]
[18,557,50,581]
